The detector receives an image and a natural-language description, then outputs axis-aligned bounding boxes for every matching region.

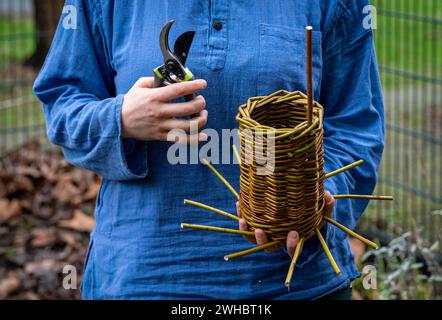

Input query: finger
[255,229,279,253]
[162,109,208,132]
[237,203,255,243]
[324,191,335,218]
[165,131,208,144]
[239,218,256,244]
[286,231,300,258]
[134,77,154,88]
[160,95,206,118]
[153,79,207,101]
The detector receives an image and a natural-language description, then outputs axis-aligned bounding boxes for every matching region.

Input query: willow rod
[284,237,305,288]
[316,229,341,275]
[232,144,241,165]
[224,241,280,261]
[202,158,240,200]
[325,159,364,179]
[323,216,378,249]
[183,199,240,221]
[333,194,394,201]
[181,223,254,236]
[306,26,313,126]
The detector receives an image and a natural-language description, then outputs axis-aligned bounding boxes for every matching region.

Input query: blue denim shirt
[34,0,384,299]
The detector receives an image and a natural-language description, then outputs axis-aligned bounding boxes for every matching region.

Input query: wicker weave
[237,89,325,242]
[181,89,392,287]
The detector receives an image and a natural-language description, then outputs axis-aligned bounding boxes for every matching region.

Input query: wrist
[120,96,133,139]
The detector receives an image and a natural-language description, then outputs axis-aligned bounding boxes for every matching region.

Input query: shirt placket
[206,0,229,71]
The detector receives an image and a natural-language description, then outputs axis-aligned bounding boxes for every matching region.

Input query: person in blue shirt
[34,0,384,299]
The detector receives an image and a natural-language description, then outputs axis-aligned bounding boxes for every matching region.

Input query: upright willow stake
[181,223,254,236]
[224,241,280,261]
[333,194,394,201]
[284,237,305,288]
[306,26,313,127]
[323,216,378,249]
[202,159,239,200]
[232,144,241,165]
[325,159,364,179]
[184,199,239,221]
[316,229,341,275]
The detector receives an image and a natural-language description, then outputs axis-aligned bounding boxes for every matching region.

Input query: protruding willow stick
[325,160,364,179]
[184,199,240,221]
[224,241,280,261]
[333,194,393,201]
[316,229,341,275]
[284,237,305,288]
[306,26,313,127]
[202,159,240,200]
[181,223,254,236]
[323,216,379,249]
[232,144,241,165]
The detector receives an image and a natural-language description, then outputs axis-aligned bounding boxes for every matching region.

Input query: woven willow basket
[181,89,392,287]
[237,89,325,243]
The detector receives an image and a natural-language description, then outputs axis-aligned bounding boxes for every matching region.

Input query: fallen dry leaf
[83,183,100,202]
[31,228,58,247]
[0,273,20,299]
[15,166,42,179]
[52,180,81,204]
[24,259,57,275]
[7,175,34,194]
[349,237,366,264]
[58,230,80,247]
[0,141,98,299]
[58,210,94,232]
[0,198,22,222]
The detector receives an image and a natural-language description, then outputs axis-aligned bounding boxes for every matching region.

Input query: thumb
[286,231,299,258]
[134,77,154,88]
[324,191,335,218]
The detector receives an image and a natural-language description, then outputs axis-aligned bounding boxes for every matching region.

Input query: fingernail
[288,230,299,240]
[199,133,208,141]
[199,80,207,88]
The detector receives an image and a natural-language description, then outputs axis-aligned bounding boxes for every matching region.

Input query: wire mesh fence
[0,0,61,152]
[0,1,441,245]
[367,0,442,246]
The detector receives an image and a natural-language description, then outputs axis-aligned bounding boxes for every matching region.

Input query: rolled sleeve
[33,0,148,181]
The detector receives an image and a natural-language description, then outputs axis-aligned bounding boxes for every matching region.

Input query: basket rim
[237,90,324,135]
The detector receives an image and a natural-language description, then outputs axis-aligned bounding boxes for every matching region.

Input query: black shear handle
[183,93,194,102]
[153,73,164,89]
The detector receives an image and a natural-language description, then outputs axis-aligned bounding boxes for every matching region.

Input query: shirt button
[212,20,223,31]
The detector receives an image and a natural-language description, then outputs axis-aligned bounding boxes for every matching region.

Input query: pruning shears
[153,20,195,102]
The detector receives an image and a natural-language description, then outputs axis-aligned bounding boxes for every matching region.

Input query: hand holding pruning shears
[121,20,208,143]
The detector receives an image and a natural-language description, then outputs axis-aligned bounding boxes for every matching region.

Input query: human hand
[236,191,335,257]
[121,77,208,143]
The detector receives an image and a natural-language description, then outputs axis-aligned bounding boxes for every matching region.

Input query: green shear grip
[153,67,164,79]
[182,68,194,81]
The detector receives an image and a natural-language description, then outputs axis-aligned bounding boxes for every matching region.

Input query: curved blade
[174,31,195,66]
[159,20,175,62]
